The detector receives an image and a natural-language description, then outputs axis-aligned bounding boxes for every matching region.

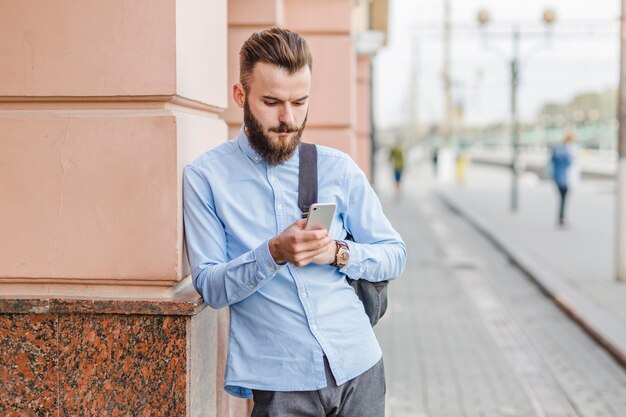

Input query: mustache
[268,123,300,133]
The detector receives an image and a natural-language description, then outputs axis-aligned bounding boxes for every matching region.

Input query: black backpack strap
[298,142,387,327]
[298,143,318,218]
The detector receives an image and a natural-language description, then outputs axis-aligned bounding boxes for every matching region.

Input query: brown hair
[239,27,312,93]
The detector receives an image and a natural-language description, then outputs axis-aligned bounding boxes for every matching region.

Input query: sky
[373,0,620,129]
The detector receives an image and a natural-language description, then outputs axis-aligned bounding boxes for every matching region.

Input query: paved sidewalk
[436,162,626,366]
[373,154,626,417]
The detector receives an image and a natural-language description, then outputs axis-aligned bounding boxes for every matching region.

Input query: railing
[468,145,616,178]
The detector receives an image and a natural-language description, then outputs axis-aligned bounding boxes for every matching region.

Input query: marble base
[0,285,250,416]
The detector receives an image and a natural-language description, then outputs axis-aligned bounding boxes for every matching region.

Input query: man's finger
[295,234,332,253]
[303,229,328,240]
[293,218,308,229]
[294,244,332,264]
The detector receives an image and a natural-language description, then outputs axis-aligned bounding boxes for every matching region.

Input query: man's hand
[269,219,336,267]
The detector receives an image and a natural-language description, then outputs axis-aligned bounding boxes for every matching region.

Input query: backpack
[299,143,389,327]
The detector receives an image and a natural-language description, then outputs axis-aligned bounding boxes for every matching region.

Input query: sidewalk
[436,162,626,366]
[374,154,626,417]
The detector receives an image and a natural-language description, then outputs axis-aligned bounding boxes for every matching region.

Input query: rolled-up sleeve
[339,159,407,282]
[183,165,282,308]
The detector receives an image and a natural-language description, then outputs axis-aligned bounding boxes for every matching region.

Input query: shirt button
[270,176,276,182]
[269,266,276,272]
[311,324,318,330]
[276,204,283,210]
[248,284,254,289]
[301,292,307,298]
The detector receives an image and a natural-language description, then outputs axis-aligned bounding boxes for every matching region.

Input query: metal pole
[511,27,520,212]
[616,0,626,281]
[370,59,376,185]
[443,0,453,145]
[410,37,420,139]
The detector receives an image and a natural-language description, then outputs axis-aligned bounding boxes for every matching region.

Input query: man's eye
[264,101,278,106]
[294,101,306,106]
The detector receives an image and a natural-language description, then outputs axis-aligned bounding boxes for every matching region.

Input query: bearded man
[183,28,406,417]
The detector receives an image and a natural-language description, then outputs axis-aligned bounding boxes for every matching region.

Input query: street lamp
[616,0,626,281]
[477,8,556,212]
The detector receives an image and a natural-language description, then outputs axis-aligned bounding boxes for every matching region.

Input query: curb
[437,190,626,369]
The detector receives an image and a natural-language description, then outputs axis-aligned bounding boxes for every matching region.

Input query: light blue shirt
[183,129,406,398]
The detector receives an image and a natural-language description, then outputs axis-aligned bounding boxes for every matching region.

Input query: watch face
[338,251,350,264]
[337,248,350,266]
[333,242,350,268]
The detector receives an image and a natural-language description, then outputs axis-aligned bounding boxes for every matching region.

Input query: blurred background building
[374,0,619,146]
[371,0,619,212]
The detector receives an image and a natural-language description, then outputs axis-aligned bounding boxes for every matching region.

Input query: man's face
[237,62,311,165]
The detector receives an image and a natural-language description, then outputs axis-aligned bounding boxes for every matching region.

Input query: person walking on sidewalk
[389,141,405,196]
[550,132,574,226]
[183,28,406,417]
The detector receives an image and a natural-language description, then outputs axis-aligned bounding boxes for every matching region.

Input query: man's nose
[278,104,295,126]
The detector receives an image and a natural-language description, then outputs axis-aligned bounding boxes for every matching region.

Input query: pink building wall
[0,0,376,415]
[1,0,230,415]
[356,55,373,180]
[0,0,228,297]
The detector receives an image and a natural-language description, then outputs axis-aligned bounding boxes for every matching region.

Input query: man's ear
[233,83,245,109]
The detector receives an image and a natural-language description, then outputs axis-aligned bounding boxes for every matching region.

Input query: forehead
[248,62,311,98]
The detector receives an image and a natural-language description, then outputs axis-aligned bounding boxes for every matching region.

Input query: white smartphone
[305,203,336,231]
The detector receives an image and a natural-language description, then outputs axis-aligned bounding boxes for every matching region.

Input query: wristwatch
[331,241,350,268]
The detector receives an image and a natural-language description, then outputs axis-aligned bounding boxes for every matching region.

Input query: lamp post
[616,0,626,281]
[477,9,556,212]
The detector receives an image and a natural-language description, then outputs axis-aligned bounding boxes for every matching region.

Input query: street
[374,152,626,417]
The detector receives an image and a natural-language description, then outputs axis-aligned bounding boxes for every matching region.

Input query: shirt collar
[236,126,264,164]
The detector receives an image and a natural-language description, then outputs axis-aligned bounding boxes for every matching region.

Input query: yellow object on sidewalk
[456,152,471,183]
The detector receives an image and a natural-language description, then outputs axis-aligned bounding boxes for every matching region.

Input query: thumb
[294,218,308,228]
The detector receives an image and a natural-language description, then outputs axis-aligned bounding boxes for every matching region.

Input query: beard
[244,100,307,166]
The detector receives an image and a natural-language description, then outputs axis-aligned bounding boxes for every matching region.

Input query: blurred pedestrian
[431,145,439,176]
[389,142,405,195]
[550,132,574,227]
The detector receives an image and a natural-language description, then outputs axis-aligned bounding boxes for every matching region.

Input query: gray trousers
[251,357,385,417]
